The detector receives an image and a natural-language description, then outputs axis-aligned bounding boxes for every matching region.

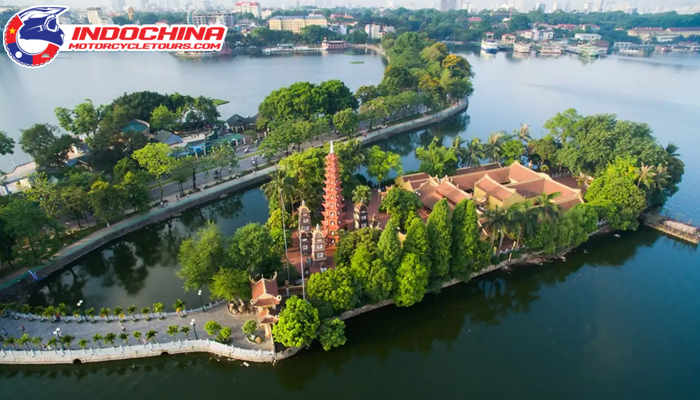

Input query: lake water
[2,49,700,399]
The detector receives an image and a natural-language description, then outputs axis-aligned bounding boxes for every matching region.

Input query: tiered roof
[249,272,282,308]
[321,142,344,242]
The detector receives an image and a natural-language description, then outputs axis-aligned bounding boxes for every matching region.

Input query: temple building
[321,141,344,244]
[354,203,369,229]
[311,224,327,261]
[250,273,282,338]
[298,201,312,256]
[395,161,583,212]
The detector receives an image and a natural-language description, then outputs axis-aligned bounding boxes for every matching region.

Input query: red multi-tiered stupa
[321,141,344,244]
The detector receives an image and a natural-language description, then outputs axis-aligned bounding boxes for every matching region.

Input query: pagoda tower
[321,141,344,244]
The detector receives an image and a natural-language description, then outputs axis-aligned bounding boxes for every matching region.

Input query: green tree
[227,223,281,277]
[320,79,359,115]
[426,198,452,286]
[380,187,422,230]
[60,334,75,349]
[61,184,90,228]
[377,219,402,272]
[116,171,151,214]
[127,305,137,320]
[204,320,222,337]
[3,337,16,349]
[278,147,327,211]
[242,319,257,337]
[307,268,358,312]
[149,104,180,131]
[0,196,50,262]
[0,130,15,156]
[132,143,175,202]
[453,137,485,167]
[177,222,227,291]
[265,207,292,255]
[450,199,480,279]
[92,333,103,348]
[484,132,506,163]
[355,85,380,104]
[19,124,78,170]
[88,180,124,224]
[334,228,382,268]
[153,302,165,318]
[500,139,525,165]
[17,333,30,350]
[403,217,431,271]
[180,326,190,338]
[78,338,90,349]
[114,306,124,320]
[585,156,647,231]
[365,145,403,193]
[483,207,510,254]
[209,143,238,179]
[173,299,186,317]
[133,331,143,344]
[145,329,158,343]
[55,99,104,144]
[332,108,360,137]
[119,332,129,344]
[394,253,430,307]
[166,325,180,339]
[543,108,581,143]
[261,167,297,212]
[209,268,251,303]
[351,185,372,205]
[272,296,320,348]
[415,138,459,177]
[318,318,347,351]
[217,327,232,343]
[141,307,150,320]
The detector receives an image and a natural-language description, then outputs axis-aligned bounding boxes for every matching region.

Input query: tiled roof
[250,273,281,307]
[476,175,515,201]
[437,180,469,204]
[507,162,540,182]
[555,197,584,211]
[509,179,545,198]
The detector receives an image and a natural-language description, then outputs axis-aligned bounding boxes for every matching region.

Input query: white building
[187,10,237,26]
[575,33,602,41]
[365,23,395,39]
[86,7,113,25]
[261,8,273,19]
[234,1,261,18]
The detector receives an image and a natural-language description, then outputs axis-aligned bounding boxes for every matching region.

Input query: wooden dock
[644,213,700,245]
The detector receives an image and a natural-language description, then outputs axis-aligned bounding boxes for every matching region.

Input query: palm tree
[515,123,532,144]
[167,325,180,340]
[104,333,116,347]
[85,307,95,323]
[78,338,90,349]
[180,326,191,338]
[507,201,538,249]
[127,305,137,321]
[114,306,124,321]
[261,166,297,212]
[483,207,510,254]
[453,137,485,167]
[652,164,671,191]
[352,185,372,205]
[17,333,30,350]
[92,333,103,348]
[533,192,562,221]
[153,303,165,319]
[33,305,45,320]
[133,331,143,345]
[636,162,656,188]
[46,337,57,350]
[665,142,679,157]
[56,303,68,321]
[3,337,16,349]
[119,333,129,345]
[141,307,151,321]
[60,335,75,349]
[484,131,506,164]
[42,305,55,321]
[73,310,81,322]
[20,303,32,316]
[31,336,42,349]
[173,299,186,317]
[99,307,110,322]
[145,330,158,343]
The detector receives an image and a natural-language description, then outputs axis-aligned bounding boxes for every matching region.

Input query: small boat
[481,39,499,54]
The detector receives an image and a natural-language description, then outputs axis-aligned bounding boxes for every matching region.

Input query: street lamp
[191,319,198,340]
[198,289,205,313]
[77,300,83,322]
[53,328,64,350]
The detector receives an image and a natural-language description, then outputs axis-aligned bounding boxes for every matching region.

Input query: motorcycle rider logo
[3,6,68,68]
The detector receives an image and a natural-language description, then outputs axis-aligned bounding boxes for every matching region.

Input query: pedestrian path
[0,302,265,351]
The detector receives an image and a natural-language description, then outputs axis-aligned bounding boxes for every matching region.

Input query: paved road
[0,303,265,351]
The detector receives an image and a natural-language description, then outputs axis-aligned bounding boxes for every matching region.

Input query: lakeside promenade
[0,100,469,295]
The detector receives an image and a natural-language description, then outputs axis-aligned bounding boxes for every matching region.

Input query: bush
[510,250,520,259]
[217,327,232,343]
[204,320,222,336]
[490,255,500,265]
[242,319,257,337]
[499,253,509,261]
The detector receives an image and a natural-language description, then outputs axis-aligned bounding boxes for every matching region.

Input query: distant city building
[261,8,273,19]
[268,15,328,33]
[534,2,545,11]
[196,0,212,10]
[574,33,602,41]
[440,0,457,11]
[551,2,560,11]
[234,1,261,18]
[364,23,395,39]
[187,10,237,26]
[86,7,113,25]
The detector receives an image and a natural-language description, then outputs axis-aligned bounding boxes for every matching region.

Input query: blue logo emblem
[3,6,68,68]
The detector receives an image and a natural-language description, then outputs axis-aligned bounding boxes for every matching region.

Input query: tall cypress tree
[403,217,430,272]
[450,199,481,279]
[426,198,452,287]
[464,200,480,270]
[393,253,429,307]
[377,219,402,272]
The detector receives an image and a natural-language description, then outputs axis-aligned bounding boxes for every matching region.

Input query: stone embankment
[0,99,469,296]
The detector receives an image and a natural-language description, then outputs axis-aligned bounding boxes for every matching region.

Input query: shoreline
[0,241,585,366]
[0,100,469,297]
